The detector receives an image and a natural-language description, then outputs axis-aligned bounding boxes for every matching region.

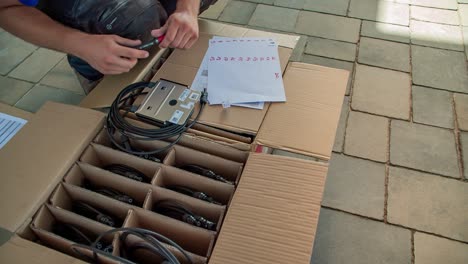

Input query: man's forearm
[176,0,200,15]
[0,5,85,57]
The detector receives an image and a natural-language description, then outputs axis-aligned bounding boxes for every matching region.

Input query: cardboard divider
[154,165,235,206]
[63,162,151,208]
[93,127,175,163]
[121,209,213,263]
[49,184,130,228]
[164,145,244,184]
[80,143,161,180]
[30,205,116,263]
[95,125,249,164]
[146,187,226,232]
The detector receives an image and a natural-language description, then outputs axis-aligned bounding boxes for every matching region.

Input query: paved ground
[1,0,468,263]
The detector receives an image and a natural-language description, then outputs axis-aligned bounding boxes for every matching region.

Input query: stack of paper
[191,37,286,110]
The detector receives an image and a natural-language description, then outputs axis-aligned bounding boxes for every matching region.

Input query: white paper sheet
[206,37,285,105]
[0,112,27,149]
[191,53,265,109]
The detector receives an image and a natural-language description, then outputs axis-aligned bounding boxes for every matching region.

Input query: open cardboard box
[0,20,348,264]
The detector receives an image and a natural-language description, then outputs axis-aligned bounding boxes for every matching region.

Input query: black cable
[106,81,207,156]
[153,199,217,231]
[103,163,151,183]
[180,164,233,184]
[167,185,221,205]
[72,201,122,227]
[71,227,193,264]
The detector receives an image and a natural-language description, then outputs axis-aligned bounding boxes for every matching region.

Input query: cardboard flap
[0,102,104,232]
[209,153,328,264]
[0,235,86,263]
[255,62,349,160]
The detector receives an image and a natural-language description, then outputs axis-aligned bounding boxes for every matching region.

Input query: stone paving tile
[311,208,411,264]
[461,132,468,178]
[274,0,305,9]
[349,0,409,26]
[303,0,349,16]
[300,55,354,95]
[390,120,459,177]
[411,6,459,25]
[333,97,349,152]
[305,37,357,61]
[8,48,64,83]
[244,0,274,4]
[460,0,468,4]
[0,32,37,75]
[248,4,299,32]
[411,20,464,51]
[361,21,410,43]
[15,84,83,113]
[0,76,33,105]
[323,154,385,219]
[410,0,458,9]
[463,27,468,59]
[40,59,83,95]
[344,111,389,162]
[218,1,257,25]
[200,0,229,19]
[388,166,468,242]
[295,11,361,43]
[412,86,454,129]
[358,37,410,72]
[454,93,468,131]
[415,232,468,264]
[352,64,411,119]
[412,46,468,93]
[460,4,468,26]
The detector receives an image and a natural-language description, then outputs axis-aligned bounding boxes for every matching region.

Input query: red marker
[136,35,165,50]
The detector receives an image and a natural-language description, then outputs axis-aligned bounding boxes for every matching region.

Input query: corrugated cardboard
[0,19,346,264]
[0,235,86,264]
[210,153,327,264]
[255,62,349,160]
[0,102,104,232]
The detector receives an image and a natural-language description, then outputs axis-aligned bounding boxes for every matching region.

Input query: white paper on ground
[0,112,27,149]
[207,37,285,105]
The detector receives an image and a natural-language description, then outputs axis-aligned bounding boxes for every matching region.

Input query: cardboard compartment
[164,145,243,185]
[49,184,130,228]
[80,143,160,183]
[154,165,235,206]
[30,205,116,263]
[146,187,225,232]
[63,163,151,208]
[95,118,250,164]
[121,209,213,263]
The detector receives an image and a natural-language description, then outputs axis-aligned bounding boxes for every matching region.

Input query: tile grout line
[408,7,414,123]
[341,20,363,153]
[452,93,465,179]
[411,230,416,264]
[383,119,391,223]
[321,206,468,245]
[334,150,467,182]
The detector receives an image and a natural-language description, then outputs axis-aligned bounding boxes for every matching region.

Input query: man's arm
[152,0,200,49]
[0,0,149,75]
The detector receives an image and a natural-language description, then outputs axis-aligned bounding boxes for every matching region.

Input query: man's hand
[75,34,149,75]
[151,8,199,49]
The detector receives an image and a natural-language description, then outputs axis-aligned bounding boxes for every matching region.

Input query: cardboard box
[0,20,348,264]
